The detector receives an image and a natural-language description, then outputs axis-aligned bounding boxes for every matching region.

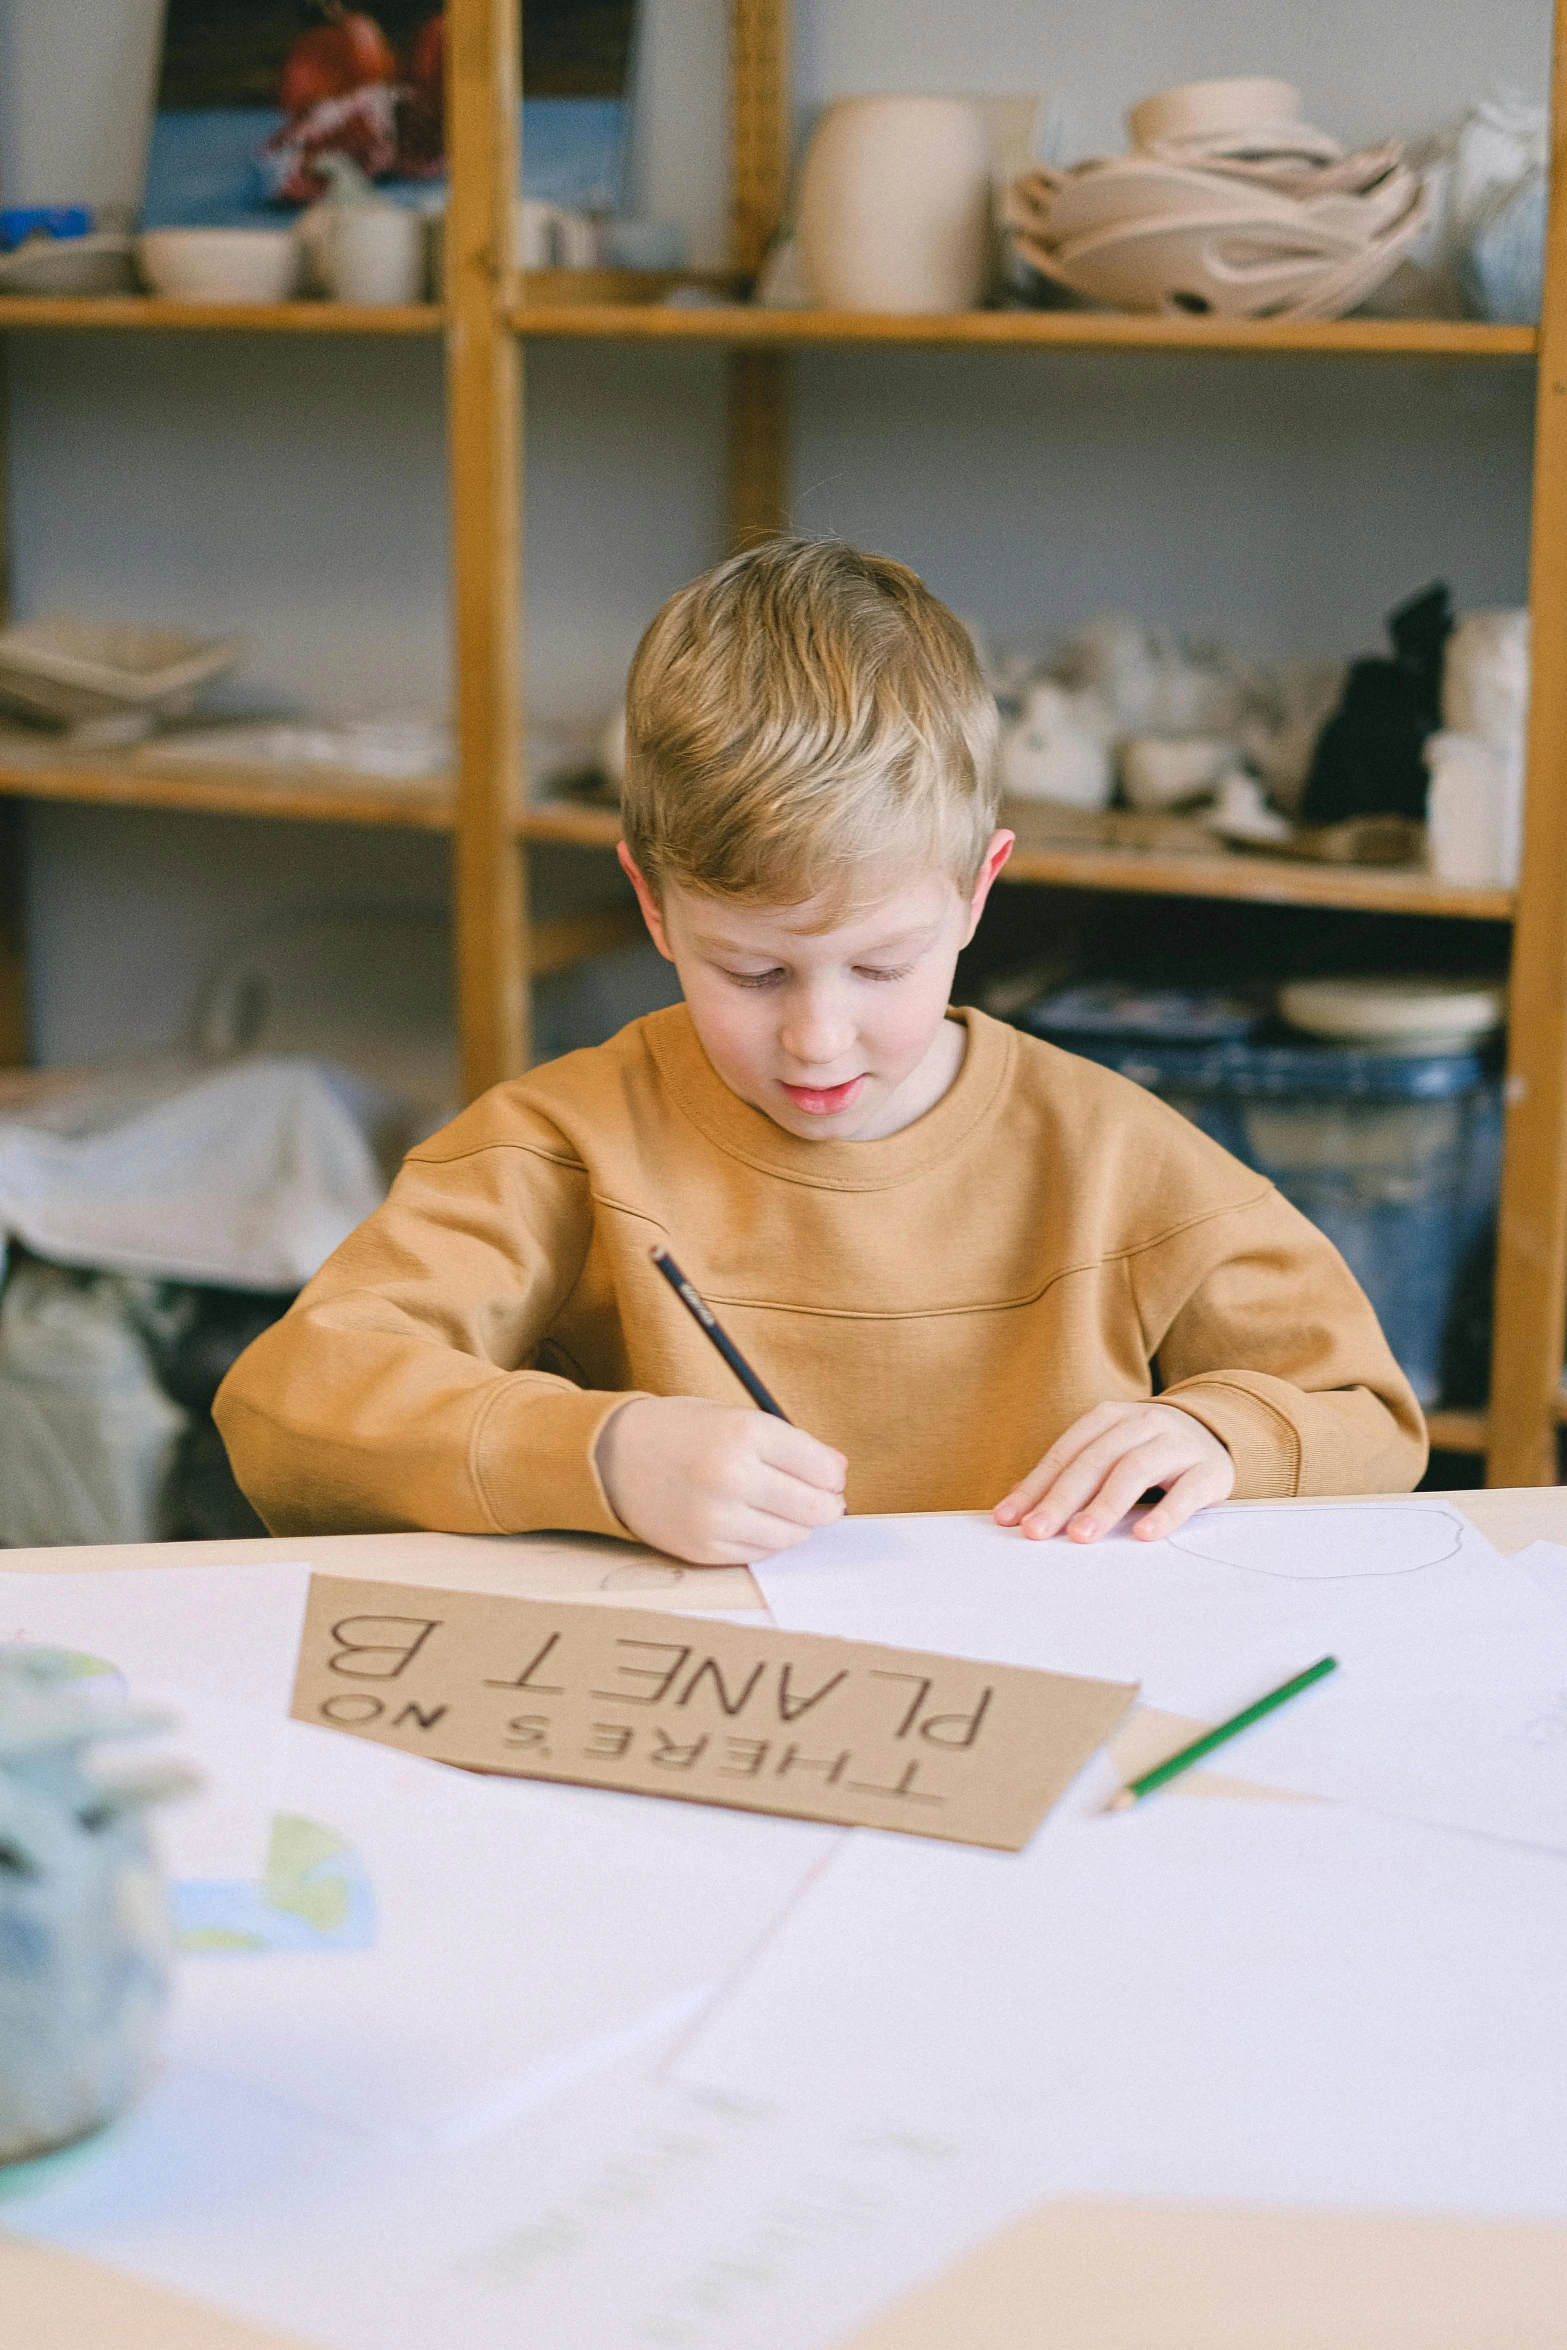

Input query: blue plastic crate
[1019,1001,1502,1407]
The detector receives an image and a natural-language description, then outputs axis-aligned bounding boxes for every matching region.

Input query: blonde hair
[621,538,999,918]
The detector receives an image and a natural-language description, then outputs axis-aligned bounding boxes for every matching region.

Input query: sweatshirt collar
[647,1003,1012,1190]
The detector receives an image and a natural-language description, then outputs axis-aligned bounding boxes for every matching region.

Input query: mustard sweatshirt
[215,1005,1427,1536]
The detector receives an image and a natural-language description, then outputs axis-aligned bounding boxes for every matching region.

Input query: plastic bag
[0,1054,387,1291]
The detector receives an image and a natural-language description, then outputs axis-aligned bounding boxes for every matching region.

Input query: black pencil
[650,1247,791,1421]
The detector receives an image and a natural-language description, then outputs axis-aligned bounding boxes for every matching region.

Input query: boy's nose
[778,997,855,1070]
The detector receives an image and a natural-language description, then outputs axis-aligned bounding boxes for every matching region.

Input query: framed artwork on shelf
[142,1,641,230]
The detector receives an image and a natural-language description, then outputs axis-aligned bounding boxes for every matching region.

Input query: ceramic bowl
[1021,170,1428,320]
[1143,122,1346,173]
[136,228,299,303]
[1127,79,1302,149]
[0,232,137,297]
[1279,975,1507,1048]
[1040,158,1306,245]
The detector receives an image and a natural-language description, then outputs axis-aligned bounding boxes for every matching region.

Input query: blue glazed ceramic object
[0,1647,186,2171]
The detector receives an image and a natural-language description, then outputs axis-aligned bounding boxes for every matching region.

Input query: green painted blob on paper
[265,1813,354,1933]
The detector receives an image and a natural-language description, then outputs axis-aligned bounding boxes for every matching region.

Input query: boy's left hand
[993,1401,1234,1544]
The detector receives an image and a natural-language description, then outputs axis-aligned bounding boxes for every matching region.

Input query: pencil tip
[1105,1790,1135,1814]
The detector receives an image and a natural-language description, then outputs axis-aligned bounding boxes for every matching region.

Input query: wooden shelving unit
[0,296,443,334]
[510,304,1539,358]
[1,0,1564,1488]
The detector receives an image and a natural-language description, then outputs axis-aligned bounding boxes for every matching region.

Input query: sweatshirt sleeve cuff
[470,1378,652,1538]
[1157,1375,1303,1499]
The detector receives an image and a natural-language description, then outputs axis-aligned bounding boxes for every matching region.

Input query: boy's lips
[780,1076,866,1116]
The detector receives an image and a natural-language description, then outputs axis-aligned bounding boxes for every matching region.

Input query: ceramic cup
[514,199,560,269]
[553,209,603,269]
[326,204,425,304]
[796,96,992,312]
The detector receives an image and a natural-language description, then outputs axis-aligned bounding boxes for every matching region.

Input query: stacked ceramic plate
[1006,78,1429,321]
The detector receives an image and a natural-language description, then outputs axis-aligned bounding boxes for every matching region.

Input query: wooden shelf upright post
[0,345,24,1069]
[727,0,792,548]
[1486,0,1567,1487]
[447,0,527,1095]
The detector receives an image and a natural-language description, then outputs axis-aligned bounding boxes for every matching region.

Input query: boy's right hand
[595,1395,848,1567]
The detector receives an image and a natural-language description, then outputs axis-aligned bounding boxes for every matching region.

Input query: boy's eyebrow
[695,918,946,958]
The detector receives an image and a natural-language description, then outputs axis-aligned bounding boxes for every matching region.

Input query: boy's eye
[726,967,787,989]
[856,962,916,983]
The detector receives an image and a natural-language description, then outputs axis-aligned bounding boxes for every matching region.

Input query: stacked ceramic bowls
[1006,78,1428,321]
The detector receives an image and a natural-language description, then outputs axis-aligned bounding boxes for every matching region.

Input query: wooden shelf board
[1425,1408,1489,1454]
[518,268,746,305]
[6,764,1503,921]
[511,303,1537,359]
[516,802,1513,919]
[0,745,454,830]
[517,799,621,846]
[0,296,442,334]
[1417,1393,1567,1455]
[1000,840,1514,919]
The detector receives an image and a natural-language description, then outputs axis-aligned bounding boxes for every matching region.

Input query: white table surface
[3,1489,1564,2349]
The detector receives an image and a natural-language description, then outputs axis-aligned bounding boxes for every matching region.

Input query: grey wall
[2,0,1551,1063]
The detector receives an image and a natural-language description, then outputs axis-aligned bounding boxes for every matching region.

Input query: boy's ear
[617,843,675,961]
[962,829,1015,946]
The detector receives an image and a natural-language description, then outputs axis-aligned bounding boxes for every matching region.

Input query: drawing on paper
[1169,1504,1464,1581]
[173,1813,376,1956]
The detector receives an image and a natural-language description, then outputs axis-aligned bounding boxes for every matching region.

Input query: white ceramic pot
[0,0,163,213]
[796,96,992,312]
[1120,734,1237,810]
[998,683,1113,808]
[1442,609,1531,751]
[326,204,425,305]
[1425,730,1524,888]
[136,228,299,304]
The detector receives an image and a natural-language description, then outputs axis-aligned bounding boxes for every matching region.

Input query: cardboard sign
[290,1576,1137,1851]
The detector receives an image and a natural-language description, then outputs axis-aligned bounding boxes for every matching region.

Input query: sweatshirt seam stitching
[467,1377,521,1534]
[670,1187,1277,1322]
[407,1140,587,1173]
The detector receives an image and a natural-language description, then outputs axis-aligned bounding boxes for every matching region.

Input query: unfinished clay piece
[797,97,993,311]
[0,1649,183,2170]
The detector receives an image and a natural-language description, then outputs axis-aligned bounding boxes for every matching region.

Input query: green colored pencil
[1105,1655,1339,1812]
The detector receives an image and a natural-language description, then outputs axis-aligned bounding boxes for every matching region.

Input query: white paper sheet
[0,1563,312,1715]
[1187,1539,1567,1847]
[1510,1540,1567,1608]
[675,1796,1567,2218]
[149,1691,839,2145]
[10,2039,1061,2350]
[1208,1677,1567,1851]
[754,1502,1543,1719]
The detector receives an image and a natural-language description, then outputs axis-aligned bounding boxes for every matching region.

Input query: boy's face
[620,833,1013,1142]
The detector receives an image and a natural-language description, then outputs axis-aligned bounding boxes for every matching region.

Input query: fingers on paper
[993,1401,1128,1525]
[1129,1456,1233,1541]
[994,1402,1234,1544]
[683,1506,835,1568]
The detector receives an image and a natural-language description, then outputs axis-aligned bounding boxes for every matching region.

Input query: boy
[216,539,1425,1564]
